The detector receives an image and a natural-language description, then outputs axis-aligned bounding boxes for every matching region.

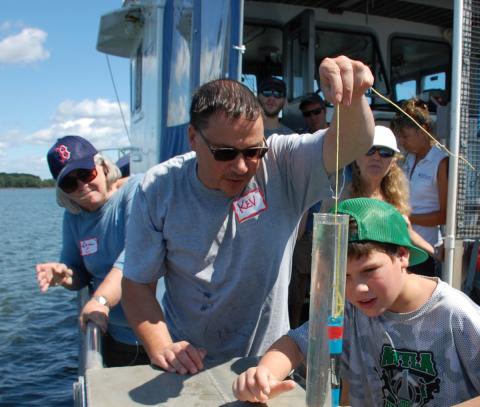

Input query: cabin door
[282,9,315,100]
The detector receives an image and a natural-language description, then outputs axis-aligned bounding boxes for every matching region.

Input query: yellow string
[370,87,475,171]
[334,105,340,214]
[333,104,344,318]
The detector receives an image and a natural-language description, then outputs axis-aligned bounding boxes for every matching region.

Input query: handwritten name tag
[80,238,98,256]
[233,188,267,223]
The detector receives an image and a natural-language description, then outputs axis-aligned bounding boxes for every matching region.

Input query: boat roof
[249,0,453,28]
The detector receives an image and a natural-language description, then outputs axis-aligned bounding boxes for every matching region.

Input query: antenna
[105,54,131,143]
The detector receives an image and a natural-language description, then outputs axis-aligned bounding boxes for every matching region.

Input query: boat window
[131,43,142,114]
[167,0,193,127]
[291,35,305,99]
[395,79,417,102]
[390,36,450,105]
[314,28,388,106]
[199,0,231,83]
[241,24,283,83]
[241,73,257,93]
[241,23,386,104]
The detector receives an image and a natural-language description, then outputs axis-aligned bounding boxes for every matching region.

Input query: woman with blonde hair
[391,98,448,277]
[321,125,434,259]
[35,135,148,366]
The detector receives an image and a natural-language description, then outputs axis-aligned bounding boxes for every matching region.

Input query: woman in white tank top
[391,99,448,277]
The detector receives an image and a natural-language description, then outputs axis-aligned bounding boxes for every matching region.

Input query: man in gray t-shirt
[122,56,375,375]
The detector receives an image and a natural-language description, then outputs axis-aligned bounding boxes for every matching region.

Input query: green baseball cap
[335,198,428,267]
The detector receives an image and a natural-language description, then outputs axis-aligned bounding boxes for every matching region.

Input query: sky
[0,1,131,179]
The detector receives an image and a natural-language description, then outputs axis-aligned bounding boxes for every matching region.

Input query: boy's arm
[232,335,305,403]
[258,335,305,378]
[452,396,480,406]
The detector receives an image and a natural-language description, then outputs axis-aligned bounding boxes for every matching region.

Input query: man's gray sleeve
[123,183,166,283]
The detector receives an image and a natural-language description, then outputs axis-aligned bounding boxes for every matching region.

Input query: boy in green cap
[232,198,480,406]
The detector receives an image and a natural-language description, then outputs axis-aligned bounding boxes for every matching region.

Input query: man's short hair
[190,79,263,130]
[299,93,326,111]
[258,77,286,95]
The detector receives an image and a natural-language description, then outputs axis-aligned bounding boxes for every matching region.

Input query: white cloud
[0,26,50,64]
[28,98,131,148]
[0,98,130,178]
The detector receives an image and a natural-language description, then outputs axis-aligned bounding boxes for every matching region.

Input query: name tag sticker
[80,238,98,256]
[233,188,267,223]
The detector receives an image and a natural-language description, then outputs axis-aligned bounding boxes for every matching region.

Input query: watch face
[94,296,108,306]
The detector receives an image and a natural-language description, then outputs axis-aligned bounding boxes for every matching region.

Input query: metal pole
[444,0,464,285]
[237,0,245,80]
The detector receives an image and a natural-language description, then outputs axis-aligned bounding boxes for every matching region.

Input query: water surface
[0,189,77,406]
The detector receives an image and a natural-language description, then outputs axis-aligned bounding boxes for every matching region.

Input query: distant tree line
[0,172,55,188]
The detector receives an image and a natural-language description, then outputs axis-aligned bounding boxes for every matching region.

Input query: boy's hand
[232,366,296,403]
[36,262,73,292]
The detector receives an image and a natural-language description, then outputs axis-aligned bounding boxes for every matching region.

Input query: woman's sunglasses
[366,146,395,158]
[196,128,269,162]
[260,89,285,99]
[59,167,98,193]
[302,107,325,118]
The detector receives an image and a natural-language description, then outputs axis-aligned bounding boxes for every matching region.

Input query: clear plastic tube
[306,213,349,407]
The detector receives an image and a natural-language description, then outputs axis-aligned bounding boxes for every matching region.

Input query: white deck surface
[86,357,307,406]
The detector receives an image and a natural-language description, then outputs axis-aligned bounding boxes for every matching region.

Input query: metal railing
[73,288,104,407]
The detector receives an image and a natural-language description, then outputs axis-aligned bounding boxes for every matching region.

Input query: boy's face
[345,247,409,317]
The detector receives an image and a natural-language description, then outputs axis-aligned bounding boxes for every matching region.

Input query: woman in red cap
[35,135,149,367]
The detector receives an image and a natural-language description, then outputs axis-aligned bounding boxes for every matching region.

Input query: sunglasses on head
[302,107,325,118]
[59,167,98,193]
[196,127,269,162]
[366,146,395,158]
[260,89,285,99]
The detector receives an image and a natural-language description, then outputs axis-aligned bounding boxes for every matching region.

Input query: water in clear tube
[306,213,349,407]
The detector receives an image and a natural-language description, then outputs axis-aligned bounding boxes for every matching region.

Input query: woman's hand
[36,262,73,292]
[232,365,296,403]
[79,298,110,333]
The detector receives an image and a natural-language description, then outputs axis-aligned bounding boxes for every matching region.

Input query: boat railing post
[74,287,92,407]
[85,320,104,370]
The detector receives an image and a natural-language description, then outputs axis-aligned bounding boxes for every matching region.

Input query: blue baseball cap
[47,135,98,183]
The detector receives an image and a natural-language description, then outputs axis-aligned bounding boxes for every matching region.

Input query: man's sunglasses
[260,89,285,99]
[302,107,325,118]
[196,127,269,162]
[59,167,98,193]
[366,146,395,158]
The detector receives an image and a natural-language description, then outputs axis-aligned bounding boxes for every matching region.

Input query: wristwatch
[92,295,110,309]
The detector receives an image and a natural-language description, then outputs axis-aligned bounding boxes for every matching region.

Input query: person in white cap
[321,125,434,257]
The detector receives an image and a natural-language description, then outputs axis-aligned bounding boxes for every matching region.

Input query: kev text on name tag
[233,188,267,223]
